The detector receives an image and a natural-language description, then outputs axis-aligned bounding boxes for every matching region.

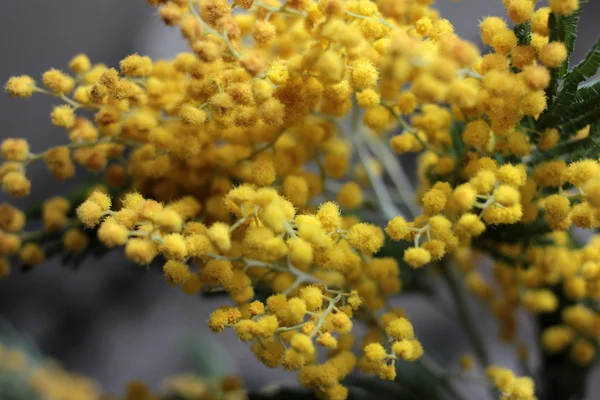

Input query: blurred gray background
[0,0,599,397]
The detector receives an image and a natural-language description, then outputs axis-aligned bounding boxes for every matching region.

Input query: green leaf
[537,297,593,400]
[560,79,600,136]
[540,3,589,123]
[557,1,587,77]
[477,217,553,245]
[65,230,110,270]
[537,71,600,136]
[449,120,466,161]
[248,372,449,400]
[248,388,319,400]
[346,376,425,400]
[377,238,434,296]
[0,322,45,400]
[529,122,600,163]
[537,80,578,130]
[575,76,600,100]
[514,22,531,46]
[0,373,41,400]
[539,33,600,132]
[560,104,600,137]
[544,13,565,106]
[562,31,600,86]
[396,362,448,400]
[0,320,43,361]
[472,242,524,266]
[186,333,235,378]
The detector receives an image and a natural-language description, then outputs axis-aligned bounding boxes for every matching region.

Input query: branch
[440,263,491,367]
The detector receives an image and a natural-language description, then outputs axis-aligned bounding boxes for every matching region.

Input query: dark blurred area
[0,0,599,397]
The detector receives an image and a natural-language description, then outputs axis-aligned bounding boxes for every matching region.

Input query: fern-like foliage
[514,21,532,46]
[537,31,600,135]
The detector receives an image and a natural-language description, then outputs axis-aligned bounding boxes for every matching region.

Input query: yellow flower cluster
[3,0,599,398]
[539,159,600,230]
[0,342,99,400]
[486,365,536,400]
[362,316,423,380]
[458,230,600,369]
[159,374,246,400]
[108,375,246,400]
[0,341,246,400]
[72,185,401,394]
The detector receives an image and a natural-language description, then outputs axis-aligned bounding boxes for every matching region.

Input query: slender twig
[383,104,442,156]
[347,101,402,220]
[23,137,142,168]
[229,206,259,232]
[361,133,420,218]
[33,87,92,110]
[187,0,242,60]
[345,10,396,31]
[20,219,80,242]
[418,355,473,400]
[440,263,491,368]
[253,0,306,17]
[235,129,286,165]
[365,309,470,400]
[309,292,343,337]
[442,371,493,386]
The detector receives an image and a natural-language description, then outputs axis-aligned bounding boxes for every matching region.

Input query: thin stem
[348,102,402,220]
[413,223,429,248]
[128,230,150,238]
[33,87,91,110]
[59,93,83,109]
[418,355,472,400]
[208,253,319,285]
[254,0,306,17]
[23,137,142,168]
[275,334,288,350]
[364,309,470,400]
[283,220,297,239]
[276,322,308,333]
[440,263,491,368]
[235,129,286,165]
[345,10,396,31]
[382,104,413,132]
[442,371,493,386]
[457,68,483,80]
[315,149,329,201]
[309,292,342,337]
[361,133,420,218]
[288,263,320,285]
[383,104,442,156]
[229,206,259,232]
[283,277,303,295]
[324,180,406,206]
[20,219,80,242]
[187,0,242,60]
